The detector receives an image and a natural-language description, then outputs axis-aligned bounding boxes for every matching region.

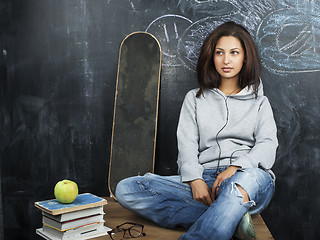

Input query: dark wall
[0,0,319,239]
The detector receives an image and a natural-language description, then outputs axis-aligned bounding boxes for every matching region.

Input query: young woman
[115,21,278,240]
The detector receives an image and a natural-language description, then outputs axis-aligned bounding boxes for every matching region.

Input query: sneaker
[234,212,256,240]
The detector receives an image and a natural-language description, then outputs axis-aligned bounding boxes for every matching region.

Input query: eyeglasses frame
[107,222,146,240]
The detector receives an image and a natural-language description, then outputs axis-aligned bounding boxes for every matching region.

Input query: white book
[36,223,111,240]
[42,206,104,222]
[43,213,104,231]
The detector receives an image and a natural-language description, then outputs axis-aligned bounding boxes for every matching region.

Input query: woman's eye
[232,51,239,55]
[216,51,223,55]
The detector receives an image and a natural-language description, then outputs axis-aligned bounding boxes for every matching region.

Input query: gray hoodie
[177,82,278,182]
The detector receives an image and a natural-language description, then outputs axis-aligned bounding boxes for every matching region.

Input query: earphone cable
[213,88,239,177]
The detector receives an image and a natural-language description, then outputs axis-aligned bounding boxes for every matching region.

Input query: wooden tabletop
[92,197,273,240]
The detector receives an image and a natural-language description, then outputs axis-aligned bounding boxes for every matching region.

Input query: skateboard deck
[108,32,162,199]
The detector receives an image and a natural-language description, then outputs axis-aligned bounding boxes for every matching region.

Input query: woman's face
[213,36,245,83]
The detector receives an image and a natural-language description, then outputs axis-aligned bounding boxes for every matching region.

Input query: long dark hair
[196,21,261,98]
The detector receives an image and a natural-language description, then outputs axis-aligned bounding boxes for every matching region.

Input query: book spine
[43,206,104,222]
[43,220,105,232]
[40,222,109,240]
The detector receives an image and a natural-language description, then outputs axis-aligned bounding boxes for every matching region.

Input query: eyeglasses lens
[129,225,143,237]
[111,228,125,240]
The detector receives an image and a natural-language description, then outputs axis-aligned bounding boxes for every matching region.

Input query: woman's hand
[189,179,214,206]
[212,166,240,200]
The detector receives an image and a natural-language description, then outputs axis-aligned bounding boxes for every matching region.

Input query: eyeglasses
[107,222,146,240]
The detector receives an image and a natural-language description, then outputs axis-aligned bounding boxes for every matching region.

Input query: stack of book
[35,193,111,240]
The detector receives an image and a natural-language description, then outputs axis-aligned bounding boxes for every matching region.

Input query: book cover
[42,206,104,222]
[35,193,107,215]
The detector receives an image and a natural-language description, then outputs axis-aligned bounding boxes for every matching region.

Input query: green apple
[54,180,78,204]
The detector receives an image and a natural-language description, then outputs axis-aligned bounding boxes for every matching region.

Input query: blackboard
[0,0,319,239]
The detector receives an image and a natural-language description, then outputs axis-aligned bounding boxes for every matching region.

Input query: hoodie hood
[211,80,264,100]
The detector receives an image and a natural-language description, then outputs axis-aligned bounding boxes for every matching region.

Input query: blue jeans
[115,168,275,240]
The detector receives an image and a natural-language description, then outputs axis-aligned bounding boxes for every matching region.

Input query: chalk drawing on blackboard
[178,0,239,20]
[280,0,320,9]
[146,14,192,67]
[229,0,276,32]
[256,8,320,73]
[274,105,301,161]
[177,16,242,71]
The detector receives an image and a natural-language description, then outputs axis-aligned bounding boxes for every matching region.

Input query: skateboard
[108,32,162,199]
